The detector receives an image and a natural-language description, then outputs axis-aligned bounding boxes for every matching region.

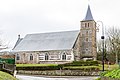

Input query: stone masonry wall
[15,52,38,64]
[17,70,100,76]
[15,49,74,64]
[73,33,81,60]
[80,20,97,60]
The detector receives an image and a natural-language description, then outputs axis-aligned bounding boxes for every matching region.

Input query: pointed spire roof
[83,5,94,21]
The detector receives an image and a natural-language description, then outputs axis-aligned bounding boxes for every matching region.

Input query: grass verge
[0,71,17,80]
[16,64,58,67]
[100,68,120,79]
[98,64,119,70]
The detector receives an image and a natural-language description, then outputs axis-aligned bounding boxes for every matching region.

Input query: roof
[13,30,80,52]
[13,38,23,50]
[0,48,12,52]
[83,5,94,21]
[0,48,14,55]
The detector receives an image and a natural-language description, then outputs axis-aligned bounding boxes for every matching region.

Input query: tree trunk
[115,50,118,64]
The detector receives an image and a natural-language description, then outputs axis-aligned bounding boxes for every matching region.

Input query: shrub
[16,65,62,70]
[95,78,101,80]
[0,58,15,64]
[16,60,99,71]
[59,61,99,67]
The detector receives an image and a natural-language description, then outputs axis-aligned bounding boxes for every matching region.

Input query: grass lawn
[64,66,98,69]
[63,64,119,71]
[0,71,17,80]
[16,64,58,67]
[98,64,119,70]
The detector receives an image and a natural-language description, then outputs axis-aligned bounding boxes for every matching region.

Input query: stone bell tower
[80,5,97,60]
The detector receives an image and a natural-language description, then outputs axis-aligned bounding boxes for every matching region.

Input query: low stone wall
[17,70,100,76]
[101,77,120,80]
[0,64,3,70]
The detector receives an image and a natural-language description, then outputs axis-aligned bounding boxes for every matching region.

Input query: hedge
[0,58,15,64]
[16,66,99,71]
[59,61,99,66]
[16,65,62,70]
[16,61,99,71]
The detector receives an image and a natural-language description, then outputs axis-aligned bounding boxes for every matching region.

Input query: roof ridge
[27,30,80,35]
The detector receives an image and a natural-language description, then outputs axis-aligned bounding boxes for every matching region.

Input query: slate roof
[13,30,80,52]
[13,38,23,50]
[83,5,94,21]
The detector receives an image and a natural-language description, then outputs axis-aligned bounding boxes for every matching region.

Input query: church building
[13,5,97,64]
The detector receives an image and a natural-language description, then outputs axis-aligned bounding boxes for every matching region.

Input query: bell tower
[80,5,97,60]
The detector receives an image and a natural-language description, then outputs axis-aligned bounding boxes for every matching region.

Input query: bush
[17,65,62,70]
[16,60,99,71]
[59,61,99,67]
[0,58,15,64]
[17,65,100,71]
[95,78,101,80]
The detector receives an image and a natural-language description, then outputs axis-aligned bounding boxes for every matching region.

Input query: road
[16,75,99,80]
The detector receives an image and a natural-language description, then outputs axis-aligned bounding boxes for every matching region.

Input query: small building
[0,49,15,59]
[13,5,97,64]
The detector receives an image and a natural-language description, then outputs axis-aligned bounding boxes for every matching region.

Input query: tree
[97,27,120,64]
[106,27,120,64]
[97,39,108,62]
[0,33,9,50]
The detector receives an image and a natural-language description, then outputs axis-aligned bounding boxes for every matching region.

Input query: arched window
[86,38,88,42]
[86,31,88,35]
[45,53,49,60]
[30,54,33,60]
[88,23,89,27]
[16,54,20,60]
[85,23,87,27]
[62,53,66,60]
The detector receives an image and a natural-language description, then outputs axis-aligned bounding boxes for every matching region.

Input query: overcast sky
[0,0,119,48]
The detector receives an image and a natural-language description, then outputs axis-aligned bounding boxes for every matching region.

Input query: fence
[0,63,16,75]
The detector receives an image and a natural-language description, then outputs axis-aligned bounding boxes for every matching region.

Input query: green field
[0,71,17,80]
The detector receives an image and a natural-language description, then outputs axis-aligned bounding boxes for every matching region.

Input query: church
[13,5,97,64]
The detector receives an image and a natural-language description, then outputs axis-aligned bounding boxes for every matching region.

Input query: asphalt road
[16,75,99,80]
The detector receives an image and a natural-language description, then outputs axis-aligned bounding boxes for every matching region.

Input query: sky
[0,0,119,48]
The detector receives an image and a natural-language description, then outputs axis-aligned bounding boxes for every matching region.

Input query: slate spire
[83,5,94,21]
